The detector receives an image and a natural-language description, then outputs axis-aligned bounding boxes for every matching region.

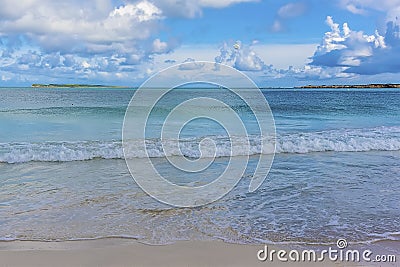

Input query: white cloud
[148,0,201,18]
[0,0,174,84]
[178,58,205,70]
[0,0,163,55]
[152,38,175,54]
[82,61,91,69]
[310,16,400,75]
[344,4,366,15]
[312,16,385,65]
[215,41,267,71]
[288,65,355,80]
[340,0,400,13]
[271,2,307,32]
[278,2,307,19]
[111,1,162,22]
[150,0,258,18]
[235,50,265,71]
[340,0,400,21]
[0,0,263,84]
[128,42,317,71]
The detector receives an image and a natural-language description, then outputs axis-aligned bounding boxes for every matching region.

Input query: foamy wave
[0,141,124,164]
[1,126,400,163]
[277,126,400,153]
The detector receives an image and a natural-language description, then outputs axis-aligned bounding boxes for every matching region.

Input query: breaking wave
[1,126,400,163]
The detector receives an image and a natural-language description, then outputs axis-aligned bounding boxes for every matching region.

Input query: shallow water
[0,87,399,244]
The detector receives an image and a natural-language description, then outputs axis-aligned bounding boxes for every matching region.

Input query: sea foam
[1,126,399,163]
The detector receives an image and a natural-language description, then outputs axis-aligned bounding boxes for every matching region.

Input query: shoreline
[0,239,398,266]
[31,84,129,89]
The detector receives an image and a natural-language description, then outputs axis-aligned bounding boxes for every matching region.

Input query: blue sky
[1,0,400,87]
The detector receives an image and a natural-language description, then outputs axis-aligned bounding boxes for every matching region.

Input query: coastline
[25,83,400,90]
[31,84,129,89]
[0,239,398,267]
[296,84,400,89]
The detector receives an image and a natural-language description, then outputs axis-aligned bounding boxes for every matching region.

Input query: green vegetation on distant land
[31,83,400,89]
[297,83,400,89]
[31,84,128,88]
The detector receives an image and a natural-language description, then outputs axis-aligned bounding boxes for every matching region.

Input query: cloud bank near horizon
[1,0,400,85]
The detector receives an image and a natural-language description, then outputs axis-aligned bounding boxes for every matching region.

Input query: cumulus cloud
[1,49,135,84]
[0,0,167,80]
[111,1,162,21]
[0,0,260,84]
[215,11,400,81]
[265,14,400,81]
[0,0,165,79]
[309,16,400,75]
[0,1,162,53]
[215,41,268,71]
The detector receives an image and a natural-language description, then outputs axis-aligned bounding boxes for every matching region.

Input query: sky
[1,0,400,87]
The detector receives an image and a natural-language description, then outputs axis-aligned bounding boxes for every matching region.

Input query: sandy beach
[1,239,263,267]
[0,239,398,267]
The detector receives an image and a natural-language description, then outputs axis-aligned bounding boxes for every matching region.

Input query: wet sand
[0,239,398,267]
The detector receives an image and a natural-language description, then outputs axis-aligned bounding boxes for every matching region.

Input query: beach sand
[0,239,398,267]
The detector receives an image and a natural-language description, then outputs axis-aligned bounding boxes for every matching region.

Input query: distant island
[31,84,128,88]
[296,83,400,89]
[30,83,400,89]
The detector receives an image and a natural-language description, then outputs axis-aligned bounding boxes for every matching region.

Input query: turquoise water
[0,87,400,244]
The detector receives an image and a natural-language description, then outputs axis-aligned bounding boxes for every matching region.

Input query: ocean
[0,87,399,245]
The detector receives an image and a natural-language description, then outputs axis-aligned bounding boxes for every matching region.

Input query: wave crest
[1,126,399,163]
